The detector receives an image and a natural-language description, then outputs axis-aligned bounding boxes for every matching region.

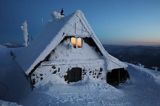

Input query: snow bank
[0,100,21,106]
[128,63,160,85]
[20,80,125,106]
[20,63,160,106]
[0,48,160,106]
[0,47,31,102]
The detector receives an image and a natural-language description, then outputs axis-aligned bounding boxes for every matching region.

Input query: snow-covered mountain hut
[14,10,129,87]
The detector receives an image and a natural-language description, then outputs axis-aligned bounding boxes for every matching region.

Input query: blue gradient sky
[0,0,160,45]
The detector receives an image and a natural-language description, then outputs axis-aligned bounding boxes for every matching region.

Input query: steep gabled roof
[14,10,127,75]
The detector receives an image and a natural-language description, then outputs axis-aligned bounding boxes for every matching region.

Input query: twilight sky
[0,0,160,45]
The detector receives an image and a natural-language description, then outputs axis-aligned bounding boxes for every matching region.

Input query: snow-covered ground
[0,46,31,102]
[18,64,160,106]
[0,100,20,106]
[0,46,160,106]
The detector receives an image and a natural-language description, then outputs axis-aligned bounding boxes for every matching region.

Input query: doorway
[106,68,130,86]
[64,67,82,83]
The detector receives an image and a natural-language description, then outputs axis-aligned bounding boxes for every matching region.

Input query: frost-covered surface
[0,100,21,106]
[49,37,103,61]
[20,64,160,106]
[20,80,126,106]
[106,54,128,71]
[14,12,73,75]
[0,45,160,106]
[1,10,160,105]
[128,63,160,85]
[31,59,105,87]
[0,47,31,102]
[21,21,29,47]
[30,38,106,87]
[52,11,64,19]
[14,10,127,75]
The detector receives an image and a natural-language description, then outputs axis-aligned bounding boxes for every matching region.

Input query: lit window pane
[77,38,83,48]
[71,37,77,48]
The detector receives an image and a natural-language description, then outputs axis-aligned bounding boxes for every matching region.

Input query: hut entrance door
[64,67,82,83]
[106,68,130,86]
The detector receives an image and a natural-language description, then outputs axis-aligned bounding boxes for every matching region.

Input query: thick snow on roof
[106,53,128,71]
[14,12,74,74]
[14,10,127,75]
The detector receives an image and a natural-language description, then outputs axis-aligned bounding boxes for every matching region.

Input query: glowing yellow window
[77,38,83,48]
[71,37,77,48]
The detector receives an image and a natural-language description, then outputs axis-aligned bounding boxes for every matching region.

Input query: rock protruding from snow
[21,21,29,47]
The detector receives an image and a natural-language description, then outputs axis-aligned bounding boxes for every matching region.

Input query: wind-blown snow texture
[17,64,160,106]
[0,100,20,106]
[0,46,31,102]
[0,46,160,106]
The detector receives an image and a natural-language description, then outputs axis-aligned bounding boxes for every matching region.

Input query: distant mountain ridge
[104,45,160,71]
